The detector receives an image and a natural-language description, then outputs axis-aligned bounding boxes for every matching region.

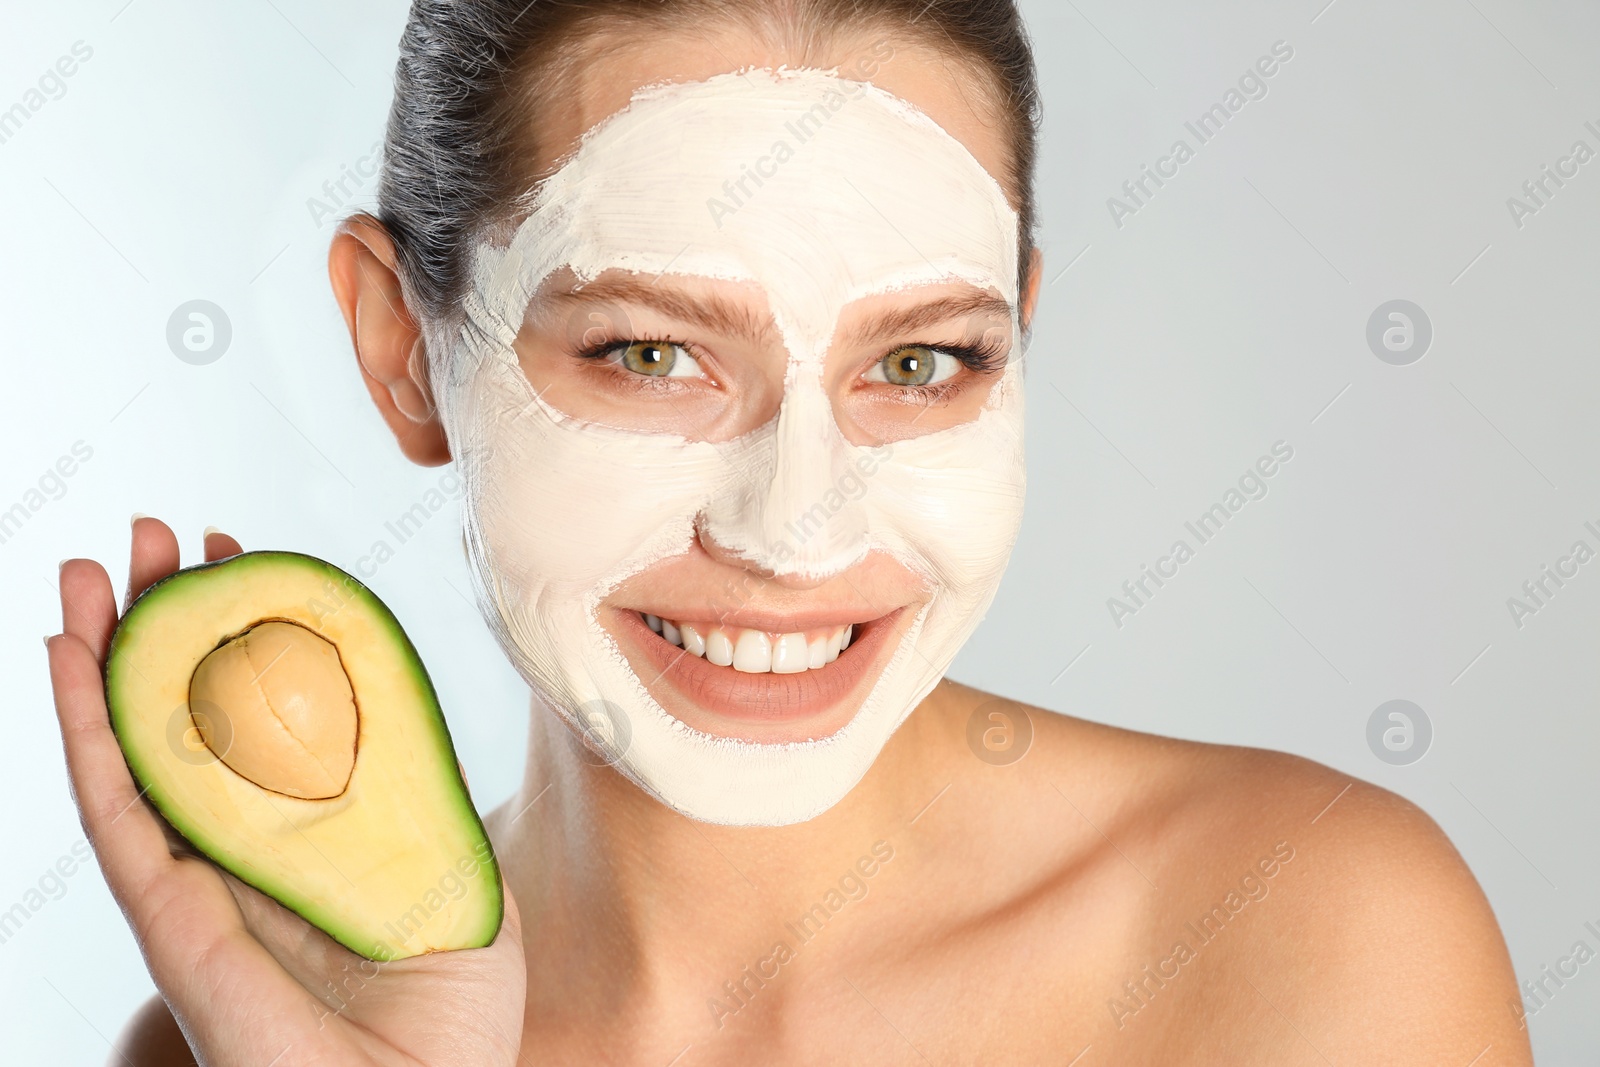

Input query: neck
[492,682,960,1033]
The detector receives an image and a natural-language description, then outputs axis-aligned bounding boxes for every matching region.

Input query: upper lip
[616,605,901,632]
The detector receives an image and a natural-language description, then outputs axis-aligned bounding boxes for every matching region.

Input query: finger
[203,527,244,562]
[125,865,318,1062]
[58,557,117,664]
[46,631,175,913]
[126,515,180,613]
[151,799,203,861]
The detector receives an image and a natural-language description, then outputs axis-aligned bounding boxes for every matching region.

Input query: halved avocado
[105,551,503,961]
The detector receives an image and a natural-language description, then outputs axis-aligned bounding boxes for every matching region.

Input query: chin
[602,601,921,745]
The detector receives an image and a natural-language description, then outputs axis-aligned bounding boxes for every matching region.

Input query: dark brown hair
[378,0,1041,326]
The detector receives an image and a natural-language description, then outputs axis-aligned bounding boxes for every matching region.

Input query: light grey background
[2,0,1595,1061]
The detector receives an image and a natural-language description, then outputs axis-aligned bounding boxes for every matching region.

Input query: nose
[697,371,871,582]
[694,521,835,591]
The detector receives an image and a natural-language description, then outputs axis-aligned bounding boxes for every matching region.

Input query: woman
[47,1,1530,1062]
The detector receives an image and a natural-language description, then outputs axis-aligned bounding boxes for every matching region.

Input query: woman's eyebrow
[839,291,1015,349]
[536,278,1013,350]
[541,276,777,346]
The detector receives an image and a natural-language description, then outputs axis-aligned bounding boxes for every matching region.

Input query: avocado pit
[188,620,358,799]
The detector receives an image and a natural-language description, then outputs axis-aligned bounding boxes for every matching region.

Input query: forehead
[484,68,1020,365]
[525,30,1017,211]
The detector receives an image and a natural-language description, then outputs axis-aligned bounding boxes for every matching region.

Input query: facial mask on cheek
[443,69,1027,826]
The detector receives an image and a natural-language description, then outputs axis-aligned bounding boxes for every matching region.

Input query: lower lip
[612,607,907,734]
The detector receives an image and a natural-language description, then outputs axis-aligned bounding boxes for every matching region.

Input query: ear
[1020,246,1043,332]
[328,214,451,467]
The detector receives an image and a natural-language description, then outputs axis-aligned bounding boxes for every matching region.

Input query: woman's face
[514,265,1015,746]
[442,29,1035,824]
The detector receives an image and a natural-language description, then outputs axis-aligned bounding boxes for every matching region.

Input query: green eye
[868,346,959,388]
[618,341,678,376]
[883,347,932,386]
[599,340,705,379]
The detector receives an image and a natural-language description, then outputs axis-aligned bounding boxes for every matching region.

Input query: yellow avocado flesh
[106,552,502,961]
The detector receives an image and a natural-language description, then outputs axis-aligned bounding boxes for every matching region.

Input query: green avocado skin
[105,550,504,960]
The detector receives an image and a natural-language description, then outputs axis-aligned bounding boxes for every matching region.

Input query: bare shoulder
[108,994,196,1066]
[1198,749,1532,1062]
[934,683,1533,1063]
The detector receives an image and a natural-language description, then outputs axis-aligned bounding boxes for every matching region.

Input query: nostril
[693,515,779,580]
[693,511,864,591]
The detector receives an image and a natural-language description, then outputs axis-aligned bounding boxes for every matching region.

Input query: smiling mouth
[640,613,854,674]
[611,605,909,732]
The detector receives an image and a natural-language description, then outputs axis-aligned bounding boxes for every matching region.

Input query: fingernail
[58,559,69,574]
[131,512,149,527]
[43,635,53,651]
[203,525,222,539]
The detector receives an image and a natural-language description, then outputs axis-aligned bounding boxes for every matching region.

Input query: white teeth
[733,630,772,673]
[772,633,809,674]
[806,634,830,670]
[642,612,860,674]
[681,623,706,658]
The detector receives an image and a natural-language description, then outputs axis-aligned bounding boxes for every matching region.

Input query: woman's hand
[47,517,526,1067]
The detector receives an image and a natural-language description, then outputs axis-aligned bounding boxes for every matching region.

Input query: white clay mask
[442,68,1027,826]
